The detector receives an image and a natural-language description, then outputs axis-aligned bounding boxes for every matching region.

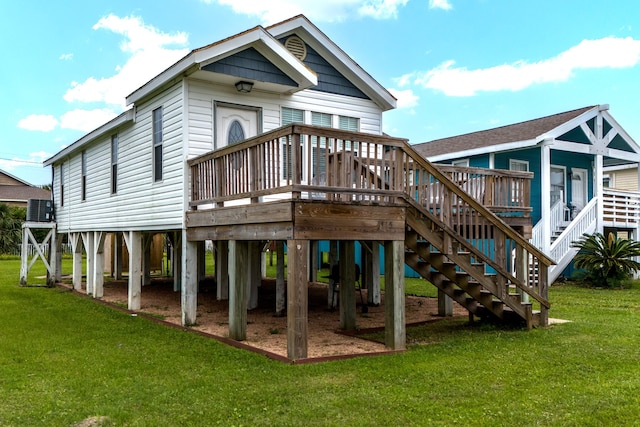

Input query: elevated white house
[41,15,552,359]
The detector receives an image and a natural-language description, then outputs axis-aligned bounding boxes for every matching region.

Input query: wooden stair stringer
[404,205,534,325]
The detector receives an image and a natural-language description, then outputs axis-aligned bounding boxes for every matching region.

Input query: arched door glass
[227,120,245,145]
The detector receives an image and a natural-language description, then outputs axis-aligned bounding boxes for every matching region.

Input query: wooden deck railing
[188,124,552,314]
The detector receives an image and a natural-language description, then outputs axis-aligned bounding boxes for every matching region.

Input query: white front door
[570,168,588,215]
[215,105,259,150]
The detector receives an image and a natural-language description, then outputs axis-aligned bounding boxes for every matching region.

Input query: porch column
[437,290,453,316]
[540,143,552,255]
[229,240,248,341]
[53,232,62,285]
[384,240,406,350]
[81,232,94,296]
[309,240,318,283]
[181,232,198,326]
[362,241,381,307]
[69,233,83,291]
[92,231,105,299]
[124,231,143,311]
[327,240,338,310]
[197,241,206,284]
[287,239,308,360]
[172,232,182,292]
[216,240,229,300]
[114,232,123,280]
[368,241,381,306]
[142,234,153,286]
[275,240,286,316]
[247,241,260,310]
[595,154,604,234]
[339,240,356,330]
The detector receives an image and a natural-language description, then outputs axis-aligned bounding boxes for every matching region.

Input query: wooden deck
[185,124,551,360]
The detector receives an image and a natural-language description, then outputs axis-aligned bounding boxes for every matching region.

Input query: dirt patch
[94,277,466,360]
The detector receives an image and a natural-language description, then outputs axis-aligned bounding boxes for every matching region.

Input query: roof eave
[126,54,196,106]
[425,138,539,162]
[44,109,134,166]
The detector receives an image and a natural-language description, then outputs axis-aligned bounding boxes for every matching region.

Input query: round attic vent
[284,36,307,61]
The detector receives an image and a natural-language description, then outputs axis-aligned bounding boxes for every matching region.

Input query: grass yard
[2,257,640,426]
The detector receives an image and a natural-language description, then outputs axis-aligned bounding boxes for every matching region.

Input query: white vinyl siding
[53,82,185,232]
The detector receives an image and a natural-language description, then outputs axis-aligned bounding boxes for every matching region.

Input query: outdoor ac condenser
[27,199,54,222]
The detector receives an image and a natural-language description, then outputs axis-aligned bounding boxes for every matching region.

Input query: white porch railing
[531,199,566,250]
[547,197,598,283]
[603,188,640,227]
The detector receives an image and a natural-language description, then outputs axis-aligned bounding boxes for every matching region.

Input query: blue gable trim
[202,47,297,86]
[280,36,369,100]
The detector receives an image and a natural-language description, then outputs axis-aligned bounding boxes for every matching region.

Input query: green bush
[571,232,640,288]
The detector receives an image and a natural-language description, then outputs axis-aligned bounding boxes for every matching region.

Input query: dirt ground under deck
[88,276,467,360]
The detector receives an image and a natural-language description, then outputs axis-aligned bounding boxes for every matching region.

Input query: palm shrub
[0,203,24,254]
[571,232,640,288]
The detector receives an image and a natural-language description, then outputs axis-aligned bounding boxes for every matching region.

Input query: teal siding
[495,148,543,222]
[551,150,593,203]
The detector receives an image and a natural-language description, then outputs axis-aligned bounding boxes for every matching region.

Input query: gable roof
[0,168,32,186]
[414,106,597,159]
[126,23,317,105]
[126,15,395,111]
[267,15,396,111]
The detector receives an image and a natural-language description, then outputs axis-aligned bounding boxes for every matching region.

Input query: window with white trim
[81,151,87,201]
[338,115,358,132]
[152,107,163,182]
[281,107,304,180]
[509,159,529,172]
[111,134,118,194]
[452,158,469,167]
[60,163,64,207]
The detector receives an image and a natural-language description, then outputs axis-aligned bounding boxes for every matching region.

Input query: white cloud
[63,14,189,106]
[359,0,409,19]
[60,108,119,133]
[388,88,419,110]
[59,53,73,60]
[17,114,59,132]
[207,0,408,24]
[0,152,53,172]
[429,0,452,10]
[413,36,640,96]
[28,151,53,162]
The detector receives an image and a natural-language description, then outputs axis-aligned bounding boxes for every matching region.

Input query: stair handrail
[396,144,553,313]
[400,143,554,267]
[530,199,565,250]
[549,196,598,262]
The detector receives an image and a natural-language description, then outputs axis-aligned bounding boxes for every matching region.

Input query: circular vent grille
[284,36,307,61]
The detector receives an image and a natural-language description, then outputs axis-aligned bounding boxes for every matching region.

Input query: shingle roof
[413,106,597,158]
[0,185,51,203]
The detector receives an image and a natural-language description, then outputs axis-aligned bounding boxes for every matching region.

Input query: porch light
[235,81,253,93]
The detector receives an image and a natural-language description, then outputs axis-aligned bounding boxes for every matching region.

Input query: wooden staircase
[402,201,545,327]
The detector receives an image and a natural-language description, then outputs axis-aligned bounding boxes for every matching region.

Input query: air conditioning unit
[27,199,54,222]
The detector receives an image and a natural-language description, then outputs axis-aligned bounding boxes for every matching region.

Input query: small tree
[0,203,24,254]
[571,232,640,288]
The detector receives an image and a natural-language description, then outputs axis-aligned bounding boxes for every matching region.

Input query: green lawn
[2,257,640,426]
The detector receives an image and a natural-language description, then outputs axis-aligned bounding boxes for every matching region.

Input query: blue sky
[2,0,640,185]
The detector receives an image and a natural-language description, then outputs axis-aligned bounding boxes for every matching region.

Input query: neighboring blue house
[414,105,640,283]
